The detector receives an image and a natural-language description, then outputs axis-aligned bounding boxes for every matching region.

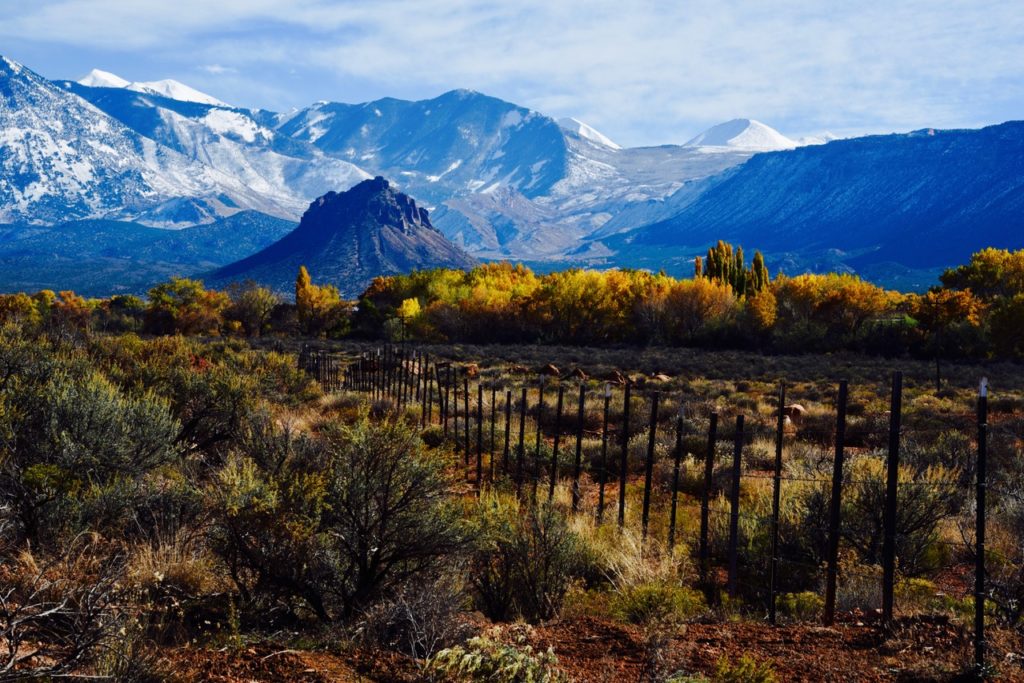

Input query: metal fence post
[824,380,848,626]
[882,371,903,625]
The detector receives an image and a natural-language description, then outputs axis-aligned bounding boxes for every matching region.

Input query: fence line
[302,343,996,673]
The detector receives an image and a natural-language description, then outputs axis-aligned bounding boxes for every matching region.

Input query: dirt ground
[160,615,1023,682]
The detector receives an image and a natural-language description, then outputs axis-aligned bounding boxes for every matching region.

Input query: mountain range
[0,52,1021,295]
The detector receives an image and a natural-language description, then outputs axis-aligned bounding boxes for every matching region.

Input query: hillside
[209,177,476,297]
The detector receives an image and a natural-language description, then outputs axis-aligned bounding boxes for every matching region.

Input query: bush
[0,367,179,545]
[467,494,588,622]
[426,625,568,682]
[776,591,823,621]
[714,654,778,683]
[610,581,706,626]
[209,414,462,622]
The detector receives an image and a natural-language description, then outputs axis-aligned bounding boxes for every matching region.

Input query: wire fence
[300,343,1016,673]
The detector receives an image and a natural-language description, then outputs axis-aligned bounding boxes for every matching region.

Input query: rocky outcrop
[209,177,476,297]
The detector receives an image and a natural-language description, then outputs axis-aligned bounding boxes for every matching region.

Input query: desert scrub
[610,581,706,626]
[714,654,778,683]
[426,625,568,682]
[465,492,589,622]
[776,591,824,621]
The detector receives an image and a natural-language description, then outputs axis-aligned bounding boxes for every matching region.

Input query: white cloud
[200,64,235,75]
[1,0,1021,146]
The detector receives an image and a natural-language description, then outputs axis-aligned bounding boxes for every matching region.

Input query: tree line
[0,243,1021,358]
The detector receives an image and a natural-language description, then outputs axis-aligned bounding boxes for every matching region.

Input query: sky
[0,0,1021,148]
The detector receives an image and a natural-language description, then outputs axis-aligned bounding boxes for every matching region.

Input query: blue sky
[1,0,1021,147]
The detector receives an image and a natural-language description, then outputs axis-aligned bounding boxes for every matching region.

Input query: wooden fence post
[598,383,611,523]
[975,377,989,672]
[534,379,545,501]
[463,374,471,465]
[727,414,744,599]
[571,383,586,512]
[769,382,786,625]
[503,388,513,474]
[490,384,497,482]
[618,381,632,527]
[882,371,903,625]
[549,383,565,501]
[823,380,848,626]
[699,413,718,586]
[516,386,527,496]
[668,404,685,550]
[641,392,660,540]
[476,382,484,490]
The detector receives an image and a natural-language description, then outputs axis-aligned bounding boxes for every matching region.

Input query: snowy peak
[76,67,229,107]
[77,68,130,88]
[558,117,621,149]
[684,118,796,151]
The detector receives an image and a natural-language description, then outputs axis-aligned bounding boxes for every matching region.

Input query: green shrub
[714,654,778,683]
[426,626,568,682]
[467,494,588,623]
[209,414,462,621]
[776,591,823,621]
[610,582,706,626]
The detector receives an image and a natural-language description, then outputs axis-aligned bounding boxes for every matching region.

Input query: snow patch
[128,79,229,107]
[202,109,264,143]
[557,117,621,149]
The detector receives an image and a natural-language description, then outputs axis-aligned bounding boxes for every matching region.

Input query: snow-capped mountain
[683,118,797,151]
[62,80,371,216]
[2,53,853,268]
[77,68,229,106]
[0,56,293,225]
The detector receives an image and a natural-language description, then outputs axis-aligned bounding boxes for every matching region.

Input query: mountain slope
[210,177,476,296]
[61,81,370,217]
[0,56,292,225]
[613,121,1024,282]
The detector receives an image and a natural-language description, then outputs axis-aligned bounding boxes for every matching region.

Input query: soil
[158,615,1024,682]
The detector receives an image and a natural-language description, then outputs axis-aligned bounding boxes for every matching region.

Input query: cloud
[200,64,236,75]
[2,0,1022,146]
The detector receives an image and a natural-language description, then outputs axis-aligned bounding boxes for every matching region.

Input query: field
[2,322,1023,681]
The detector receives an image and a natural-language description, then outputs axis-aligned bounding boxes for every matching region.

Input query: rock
[651,373,672,382]
[510,364,530,375]
[605,370,627,385]
[783,404,807,422]
[539,363,560,377]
